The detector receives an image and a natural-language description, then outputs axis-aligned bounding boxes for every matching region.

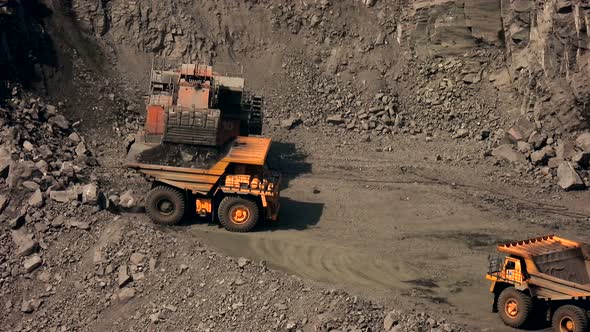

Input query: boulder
[7,161,40,188]
[516,141,532,153]
[60,162,75,179]
[45,104,57,115]
[28,189,44,208]
[280,117,299,130]
[50,189,79,203]
[528,131,547,149]
[35,160,48,175]
[453,128,469,139]
[507,117,535,141]
[237,257,250,268]
[23,255,42,273]
[130,253,145,265]
[556,141,577,160]
[11,230,38,257]
[557,162,586,190]
[0,194,9,214]
[326,115,344,125]
[492,144,526,163]
[548,157,564,169]
[68,133,81,143]
[576,132,590,151]
[118,265,132,287]
[118,288,136,303]
[67,220,90,230]
[37,145,53,159]
[119,190,136,208]
[530,146,555,166]
[48,115,70,130]
[22,181,39,191]
[23,141,34,151]
[81,183,98,205]
[21,299,41,313]
[75,142,87,156]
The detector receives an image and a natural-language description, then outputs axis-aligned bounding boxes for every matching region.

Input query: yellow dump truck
[487,235,590,332]
[126,136,280,232]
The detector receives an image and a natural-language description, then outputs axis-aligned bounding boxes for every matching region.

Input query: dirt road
[157,130,590,332]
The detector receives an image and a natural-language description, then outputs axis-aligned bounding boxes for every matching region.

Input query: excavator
[140,62,263,147]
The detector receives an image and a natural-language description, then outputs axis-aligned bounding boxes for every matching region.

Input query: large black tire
[145,186,185,226]
[218,196,259,232]
[552,305,588,332]
[497,287,533,328]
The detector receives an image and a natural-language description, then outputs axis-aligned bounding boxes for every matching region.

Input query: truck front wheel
[218,196,259,232]
[552,305,588,332]
[497,287,533,328]
[145,186,186,225]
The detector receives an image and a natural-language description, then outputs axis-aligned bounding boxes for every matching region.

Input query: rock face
[412,1,504,55]
[411,0,590,132]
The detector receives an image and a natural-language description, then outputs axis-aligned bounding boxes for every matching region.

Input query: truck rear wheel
[218,196,259,232]
[146,186,185,225]
[552,305,588,332]
[498,287,533,328]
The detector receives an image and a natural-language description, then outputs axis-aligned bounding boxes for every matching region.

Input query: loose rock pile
[0,93,107,288]
[0,94,103,215]
[490,116,590,190]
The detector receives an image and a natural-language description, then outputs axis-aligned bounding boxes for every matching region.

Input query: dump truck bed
[126,136,272,194]
[498,235,590,299]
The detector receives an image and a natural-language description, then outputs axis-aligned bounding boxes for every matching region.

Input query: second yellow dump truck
[126,136,280,232]
[487,235,590,332]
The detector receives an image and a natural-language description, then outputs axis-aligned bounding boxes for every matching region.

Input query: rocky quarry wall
[408,0,590,188]
[67,0,588,130]
[411,0,590,131]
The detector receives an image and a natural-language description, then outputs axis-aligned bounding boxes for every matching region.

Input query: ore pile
[136,143,225,169]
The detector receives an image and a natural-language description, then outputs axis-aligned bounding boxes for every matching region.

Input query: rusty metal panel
[149,95,173,107]
[224,136,271,166]
[145,105,166,135]
[178,86,209,109]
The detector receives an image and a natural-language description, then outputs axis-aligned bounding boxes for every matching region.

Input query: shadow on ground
[267,141,311,190]
[175,197,323,232]
[259,197,323,231]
